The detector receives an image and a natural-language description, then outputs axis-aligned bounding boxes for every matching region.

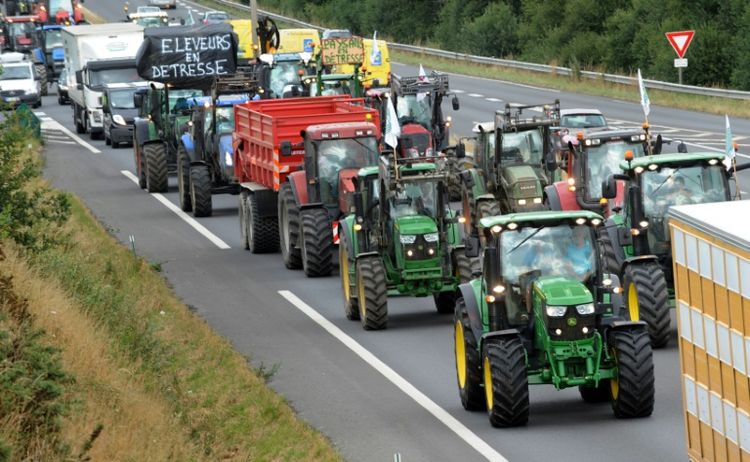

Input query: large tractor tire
[177,146,192,212]
[189,164,212,217]
[454,298,485,411]
[134,142,146,189]
[356,256,388,330]
[598,227,622,276]
[454,249,478,284]
[579,381,612,403]
[278,183,302,269]
[483,337,530,427]
[339,233,359,320]
[35,64,48,96]
[245,192,279,253]
[623,262,670,348]
[610,328,655,418]
[144,143,168,193]
[239,192,249,250]
[300,208,333,277]
[74,104,85,134]
[434,291,457,314]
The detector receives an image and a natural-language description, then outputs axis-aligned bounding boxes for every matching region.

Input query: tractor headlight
[423,232,439,243]
[546,305,567,317]
[400,234,416,244]
[112,114,126,126]
[575,303,595,315]
[224,151,233,166]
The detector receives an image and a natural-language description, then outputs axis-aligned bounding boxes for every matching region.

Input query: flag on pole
[418,64,429,82]
[370,31,382,66]
[724,114,735,170]
[384,94,401,150]
[637,69,650,119]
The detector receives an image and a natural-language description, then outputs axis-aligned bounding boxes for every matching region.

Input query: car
[201,11,229,25]
[0,53,41,108]
[102,82,147,148]
[322,29,352,39]
[127,11,170,28]
[559,108,609,131]
[137,6,162,14]
[149,0,177,9]
[57,67,70,105]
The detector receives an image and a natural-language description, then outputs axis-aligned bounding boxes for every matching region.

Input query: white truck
[62,23,144,139]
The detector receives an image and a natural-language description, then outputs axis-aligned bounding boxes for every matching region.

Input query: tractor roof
[620,152,725,171]
[305,122,378,140]
[399,162,436,174]
[579,128,646,143]
[357,165,379,178]
[479,210,604,230]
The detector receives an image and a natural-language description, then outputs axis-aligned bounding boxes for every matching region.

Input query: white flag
[418,64,429,83]
[384,94,401,150]
[724,114,735,170]
[370,31,381,66]
[637,69,650,118]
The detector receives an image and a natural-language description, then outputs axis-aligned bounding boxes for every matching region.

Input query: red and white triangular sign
[665,30,695,59]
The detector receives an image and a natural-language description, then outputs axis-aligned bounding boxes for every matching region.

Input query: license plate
[6,97,20,102]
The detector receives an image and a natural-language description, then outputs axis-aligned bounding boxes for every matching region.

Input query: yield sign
[665,30,695,59]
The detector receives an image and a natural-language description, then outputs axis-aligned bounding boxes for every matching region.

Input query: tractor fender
[32,48,45,64]
[545,181,579,211]
[288,170,309,207]
[180,133,196,159]
[606,320,648,344]
[459,281,484,344]
[133,119,152,148]
[481,329,523,351]
[354,251,379,261]
[623,254,659,269]
[338,215,357,257]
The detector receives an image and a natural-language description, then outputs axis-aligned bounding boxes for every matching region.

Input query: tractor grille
[403,234,438,261]
[546,308,596,341]
[515,180,539,198]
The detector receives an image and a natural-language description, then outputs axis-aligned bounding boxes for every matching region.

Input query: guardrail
[212,0,750,100]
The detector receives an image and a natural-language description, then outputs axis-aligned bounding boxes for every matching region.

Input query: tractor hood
[51,47,65,61]
[534,276,593,306]
[337,168,360,213]
[501,165,543,198]
[395,215,437,235]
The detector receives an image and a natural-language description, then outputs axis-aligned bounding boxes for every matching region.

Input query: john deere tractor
[600,151,749,347]
[460,101,561,236]
[454,210,655,426]
[338,154,474,330]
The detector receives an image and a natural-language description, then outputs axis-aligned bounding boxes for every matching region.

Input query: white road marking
[120,170,231,250]
[485,97,502,103]
[278,290,509,462]
[467,93,484,98]
[39,116,100,154]
[452,89,465,94]
[33,111,46,116]
[46,139,77,145]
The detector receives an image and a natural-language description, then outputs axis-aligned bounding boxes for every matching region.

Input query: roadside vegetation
[0,108,341,460]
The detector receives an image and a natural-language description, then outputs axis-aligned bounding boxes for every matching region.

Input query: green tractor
[338,154,475,330]
[460,101,562,236]
[301,50,366,97]
[132,83,204,192]
[600,151,748,347]
[454,210,655,426]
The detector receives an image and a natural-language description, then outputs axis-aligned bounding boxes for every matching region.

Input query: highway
[37,1,750,461]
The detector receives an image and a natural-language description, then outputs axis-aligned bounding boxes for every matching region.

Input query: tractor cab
[304,72,361,97]
[398,123,434,159]
[5,17,39,53]
[257,52,314,99]
[41,0,85,25]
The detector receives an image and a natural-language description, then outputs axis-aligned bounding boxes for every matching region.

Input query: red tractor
[34,0,85,25]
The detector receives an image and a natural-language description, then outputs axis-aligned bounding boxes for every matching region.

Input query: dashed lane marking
[35,112,100,154]
[467,93,484,98]
[120,170,231,249]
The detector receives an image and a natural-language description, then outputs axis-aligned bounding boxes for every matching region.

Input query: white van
[0,52,41,108]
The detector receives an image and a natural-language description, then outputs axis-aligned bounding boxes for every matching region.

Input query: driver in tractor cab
[665,175,693,206]
[318,140,368,201]
[564,226,595,281]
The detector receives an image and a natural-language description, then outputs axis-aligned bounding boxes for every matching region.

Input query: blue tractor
[32,24,64,95]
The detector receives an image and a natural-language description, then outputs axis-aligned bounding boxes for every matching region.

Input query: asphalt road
[36,1,750,461]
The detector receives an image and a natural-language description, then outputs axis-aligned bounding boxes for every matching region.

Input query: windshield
[49,0,73,14]
[1,65,32,80]
[317,79,353,96]
[215,106,234,132]
[400,133,431,158]
[45,30,64,49]
[500,129,544,164]
[137,6,161,13]
[169,89,202,113]
[561,114,607,129]
[396,94,432,129]
[135,17,166,27]
[317,137,379,205]
[389,179,439,219]
[9,23,35,46]
[501,224,596,285]
[585,141,645,199]
[109,89,137,109]
[206,13,229,22]
[269,61,304,97]
[88,67,141,87]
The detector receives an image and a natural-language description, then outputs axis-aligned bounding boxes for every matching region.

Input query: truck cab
[76,58,140,138]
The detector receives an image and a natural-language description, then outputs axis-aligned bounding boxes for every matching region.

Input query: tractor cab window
[400,133,432,158]
[269,61,304,97]
[44,30,64,49]
[585,141,645,199]
[389,180,438,219]
[500,129,543,165]
[396,94,432,130]
[215,106,234,133]
[109,89,137,109]
[49,0,74,16]
[500,224,596,285]
[316,137,379,205]
[9,22,36,47]
[318,80,353,96]
[169,89,202,113]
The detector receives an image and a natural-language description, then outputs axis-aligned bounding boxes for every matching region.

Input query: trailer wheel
[189,164,212,217]
[339,233,359,320]
[144,143,168,193]
[239,192,249,250]
[278,183,302,269]
[455,297,485,411]
[356,256,388,330]
[177,146,192,212]
[246,192,279,253]
[610,328,654,418]
[300,208,333,277]
[74,104,85,134]
[622,262,670,348]
[578,381,612,403]
[483,337,529,427]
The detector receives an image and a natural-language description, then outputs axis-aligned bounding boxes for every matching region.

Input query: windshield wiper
[508,226,545,255]
[350,137,378,156]
[651,168,681,195]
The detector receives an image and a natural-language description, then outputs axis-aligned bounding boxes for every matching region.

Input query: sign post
[665,30,695,85]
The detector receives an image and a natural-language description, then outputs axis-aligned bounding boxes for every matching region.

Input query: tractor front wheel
[454,298,485,411]
[300,208,333,277]
[144,143,168,193]
[610,328,655,418]
[623,262,670,348]
[483,337,529,427]
[356,257,388,330]
[177,146,192,212]
[339,233,359,320]
[278,183,302,269]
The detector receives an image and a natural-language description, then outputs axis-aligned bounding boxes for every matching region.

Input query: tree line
[258,0,750,90]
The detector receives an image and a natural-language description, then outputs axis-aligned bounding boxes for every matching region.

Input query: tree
[460,2,519,57]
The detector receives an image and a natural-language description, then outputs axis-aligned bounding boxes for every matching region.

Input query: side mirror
[653,134,663,155]
[280,141,292,157]
[75,69,82,83]
[545,153,557,173]
[461,170,474,188]
[452,95,460,111]
[133,92,143,108]
[601,174,617,199]
[456,142,465,159]
[677,141,687,153]
[465,236,480,258]
[98,95,103,107]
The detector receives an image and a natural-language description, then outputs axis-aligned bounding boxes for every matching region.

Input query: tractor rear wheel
[454,298,485,411]
[454,249,477,284]
[356,257,388,330]
[278,183,302,269]
[434,292,456,314]
[339,233,359,320]
[190,164,213,217]
[598,227,621,276]
[623,262,670,348]
[579,381,612,403]
[177,146,192,212]
[144,143,168,193]
[134,141,146,189]
[300,208,333,277]
[246,192,279,253]
[483,338,529,427]
[610,328,654,418]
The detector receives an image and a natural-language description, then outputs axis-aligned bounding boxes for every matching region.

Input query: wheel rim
[341,243,350,302]
[483,355,493,411]
[455,321,467,389]
[628,282,640,321]
[610,349,620,399]
[358,269,367,320]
